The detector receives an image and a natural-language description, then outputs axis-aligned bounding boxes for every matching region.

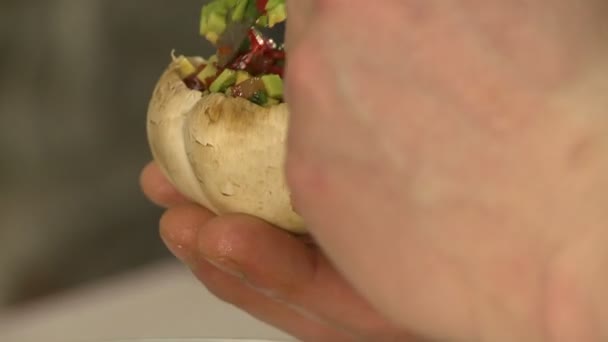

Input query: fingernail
[160,236,192,266]
[204,256,245,279]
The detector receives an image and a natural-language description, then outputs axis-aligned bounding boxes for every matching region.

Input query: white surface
[110,339,280,341]
[0,261,292,342]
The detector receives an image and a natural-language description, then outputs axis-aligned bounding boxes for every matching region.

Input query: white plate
[109,339,286,342]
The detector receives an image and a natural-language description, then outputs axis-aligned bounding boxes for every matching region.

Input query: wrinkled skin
[285,1,608,340]
[142,1,608,341]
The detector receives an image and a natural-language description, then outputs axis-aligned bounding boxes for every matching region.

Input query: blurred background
[0,0,215,309]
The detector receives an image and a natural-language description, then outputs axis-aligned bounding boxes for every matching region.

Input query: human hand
[285,1,608,341]
[140,162,421,342]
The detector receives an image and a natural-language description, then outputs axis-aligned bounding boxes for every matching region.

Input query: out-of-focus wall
[0,0,214,308]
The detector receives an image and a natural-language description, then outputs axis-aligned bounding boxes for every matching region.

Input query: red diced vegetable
[256,0,269,13]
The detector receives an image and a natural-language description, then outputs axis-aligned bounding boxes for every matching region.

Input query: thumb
[286,0,317,49]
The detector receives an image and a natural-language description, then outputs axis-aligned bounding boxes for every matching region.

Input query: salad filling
[177,0,286,107]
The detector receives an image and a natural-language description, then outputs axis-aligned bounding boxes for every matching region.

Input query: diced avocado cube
[267,3,286,27]
[261,74,284,99]
[243,0,259,21]
[200,2,229,42]
[256,15,269,27]
[210,69,237,92]
[224,0,238,8]
[196,64,218,83]
[207,54,219,65]
[265,0,284,10]
[206,11,228,35]
[176,57,196,78]
[236,71,252,84]
[205,1,229,15]
[200,3,212,22]
[266,98,280,106]
[231,0,248,21]
[205,32,220,44]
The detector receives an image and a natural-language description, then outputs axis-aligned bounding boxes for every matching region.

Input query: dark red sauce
[256,0,269,13]
[228,29,285,77]
[183,63,208,91]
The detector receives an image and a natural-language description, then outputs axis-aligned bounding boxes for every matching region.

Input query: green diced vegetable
[250,91,268,105]
[243,0,259,21]
[225,0,238,7]
[210,69,237,92]
[199,0,233,43]
[196,64,219,84]
[195,0,287,105]
[266,98,280,106]
[265,0,284,10]
[236,70,252,84]
[231,0,248,21]
[267,4,286,27]
[207,54,219,64]
[261,74,283,99]
[205,11,227,41]
[256,15,269,27]
[176,57,196,78]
